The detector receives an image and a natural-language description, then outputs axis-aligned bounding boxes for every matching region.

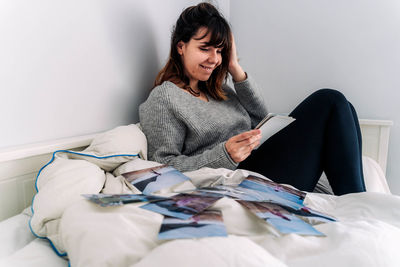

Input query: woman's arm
[228,34,246,82]
[232,76,268,128]
[139,86,238,172]
[227,34,268,128]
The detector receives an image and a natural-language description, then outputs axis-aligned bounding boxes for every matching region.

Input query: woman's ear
[177,41,184,56]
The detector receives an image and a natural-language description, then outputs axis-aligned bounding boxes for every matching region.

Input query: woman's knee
[311,88,347,106]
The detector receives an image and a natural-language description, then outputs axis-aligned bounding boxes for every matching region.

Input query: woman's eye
[217,50,222,54]
[200,48,208,51]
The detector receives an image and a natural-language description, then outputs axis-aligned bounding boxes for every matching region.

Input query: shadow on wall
[104,1,161,123]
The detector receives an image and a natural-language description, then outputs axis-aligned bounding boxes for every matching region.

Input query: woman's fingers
[225,130,262,163]
[231,129,261,142]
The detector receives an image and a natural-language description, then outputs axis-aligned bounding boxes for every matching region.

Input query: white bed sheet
[0,208,34,259]
[0,208,67,267]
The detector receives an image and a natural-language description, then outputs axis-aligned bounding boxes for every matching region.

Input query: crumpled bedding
[29,124,400,267]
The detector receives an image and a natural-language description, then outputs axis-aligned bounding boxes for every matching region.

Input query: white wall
[230,0,400,194]
[0,0,228,147]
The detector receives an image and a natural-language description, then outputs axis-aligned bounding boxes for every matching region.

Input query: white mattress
[0,208,67,267]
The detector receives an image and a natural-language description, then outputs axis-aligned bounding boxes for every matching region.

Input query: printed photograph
[121,165,190,195]
[278,204,337,223]
[238,200,324,236]
[197,185,303,210]
[81,194,168,207]
[239,175,306,204]
[140,193,222,220]
[197,185,279,202]
[158,210,228,240]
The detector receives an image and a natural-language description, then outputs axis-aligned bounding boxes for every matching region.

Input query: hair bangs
[206,18,230,49]
[193,18,230,49]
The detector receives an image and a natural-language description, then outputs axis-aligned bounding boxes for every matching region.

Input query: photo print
[122,165,190,195]
[238,200,325,236]
[141,193,222,220]
[158,210,227,240]
[239,175,306,204]
[81,194,168,207]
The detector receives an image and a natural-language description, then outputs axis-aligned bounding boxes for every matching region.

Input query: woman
[139,2,365,195]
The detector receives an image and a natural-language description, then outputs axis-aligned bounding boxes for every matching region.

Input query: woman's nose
[208,51,219,63]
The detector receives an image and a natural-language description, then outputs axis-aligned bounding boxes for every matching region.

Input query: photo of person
[238,200,324,236]
[239,175,306,204]
[278,204,337,223]
[158,210,227,240]
[140,193,221,220]
[197,185,304,210]
[121,165,190,195]
[81,194,167,207]
[197,185,272,201]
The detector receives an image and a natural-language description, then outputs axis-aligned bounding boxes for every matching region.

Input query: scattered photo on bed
[239,175,306,204]
[179,189,234,200]
[121,165,190,195]
[140,193,222,220]
[238,200,325,236]
[158,210,227,240]
[194,185,263,201]
[278,204,337,223]
[197,185,278,201]
[198,185,304,210]
[81,194,168,207]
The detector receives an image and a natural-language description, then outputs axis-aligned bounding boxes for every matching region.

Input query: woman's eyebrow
[199,42,221,47]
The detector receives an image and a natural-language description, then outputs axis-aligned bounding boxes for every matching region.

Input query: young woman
[139,2,365,195]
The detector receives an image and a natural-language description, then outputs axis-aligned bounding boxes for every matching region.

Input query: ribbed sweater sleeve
[232,74,268,128]
[139,84,238,172]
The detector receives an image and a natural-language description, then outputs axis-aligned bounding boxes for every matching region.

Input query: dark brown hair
[154,2,232,100]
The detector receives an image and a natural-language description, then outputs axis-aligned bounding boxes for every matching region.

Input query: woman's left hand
[228,33,247,82]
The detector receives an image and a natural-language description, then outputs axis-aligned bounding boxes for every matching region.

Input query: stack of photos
[158,210,227,240]
[140,192,222,220]
[238,200,325,236]
[121,165,190,195]
[81,194,167,207]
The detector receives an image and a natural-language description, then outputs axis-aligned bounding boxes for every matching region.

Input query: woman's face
[177,27,223,87]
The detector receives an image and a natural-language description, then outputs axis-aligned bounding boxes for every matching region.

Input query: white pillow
[363,156,391,194]
[67,124,147,172]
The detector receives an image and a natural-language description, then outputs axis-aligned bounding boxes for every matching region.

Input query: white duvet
[28,124,400,267]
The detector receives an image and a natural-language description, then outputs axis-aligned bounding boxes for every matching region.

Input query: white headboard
[359,119,393,174]
[0,119,393,221]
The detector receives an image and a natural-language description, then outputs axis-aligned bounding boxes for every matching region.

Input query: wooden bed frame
[0,119,393,222]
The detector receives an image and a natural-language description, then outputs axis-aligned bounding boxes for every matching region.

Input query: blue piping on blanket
[28,150,141,259]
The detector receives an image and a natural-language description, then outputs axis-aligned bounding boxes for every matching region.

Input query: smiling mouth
[200,65,213,71]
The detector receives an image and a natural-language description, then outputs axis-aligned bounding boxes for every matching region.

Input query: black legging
[238,89,366,196]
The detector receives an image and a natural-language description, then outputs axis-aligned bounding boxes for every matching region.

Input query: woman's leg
[323,100,365,194]
[239,89,365,195]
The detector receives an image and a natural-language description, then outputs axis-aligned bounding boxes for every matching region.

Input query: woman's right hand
[225,129,262,163]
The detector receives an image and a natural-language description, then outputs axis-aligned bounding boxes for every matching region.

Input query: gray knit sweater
[139,75,268,172]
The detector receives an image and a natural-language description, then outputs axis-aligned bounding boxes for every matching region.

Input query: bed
[0,119,397,267]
